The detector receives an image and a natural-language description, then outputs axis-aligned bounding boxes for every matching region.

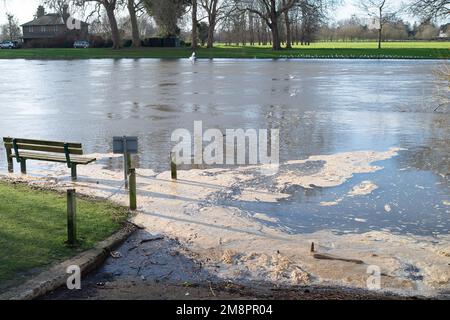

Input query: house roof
[21,13,88,27]
[22,14,64,26]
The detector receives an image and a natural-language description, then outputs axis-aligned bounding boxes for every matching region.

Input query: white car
[73,40,90,49]
[0,41,15,49]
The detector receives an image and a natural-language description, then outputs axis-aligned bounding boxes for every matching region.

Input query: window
[28,26,33,33]
[41,26,46,33]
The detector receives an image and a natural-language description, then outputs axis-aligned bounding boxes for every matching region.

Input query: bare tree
[74,0,123,49]
[43,0,71,15]
[408,0,449,20]
[415,22,439,39]
[298,0,322,45]
[143,0,188,37]
[1,13,21,41]
[237,0,298,50]
[359,0,396,49]
[200,0,234,48]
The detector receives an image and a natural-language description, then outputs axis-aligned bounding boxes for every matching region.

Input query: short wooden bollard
[67,189,77,247]
[170,152,177,180]
[129,168,137,210]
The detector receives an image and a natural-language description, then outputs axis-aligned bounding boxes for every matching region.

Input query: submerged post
[67,189,77,247]
[129,168,137,210]
[170,152,177,180]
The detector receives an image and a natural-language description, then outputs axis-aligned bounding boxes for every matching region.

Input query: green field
[0,41,448,59]
[0,181,129,289]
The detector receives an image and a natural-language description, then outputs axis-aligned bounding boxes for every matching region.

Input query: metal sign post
[113,136,138,189]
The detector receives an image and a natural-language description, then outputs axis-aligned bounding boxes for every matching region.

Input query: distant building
[368,17,381,31]
[439,23,449,39]
[21,5,88,47]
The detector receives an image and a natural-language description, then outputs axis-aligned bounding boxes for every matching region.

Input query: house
[21,5,88,47]
[439,23,450,39]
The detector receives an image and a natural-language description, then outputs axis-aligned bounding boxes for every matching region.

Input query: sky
[0,0,428,27]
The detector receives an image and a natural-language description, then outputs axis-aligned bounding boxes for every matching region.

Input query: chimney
[36,5,45,18]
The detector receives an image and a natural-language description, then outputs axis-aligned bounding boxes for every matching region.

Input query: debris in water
[348,181,378,197]
[110,251,122,259]
[140,235,164,244]
[313,253,364,265]
[222,250,236,264]
[384,204,392,213]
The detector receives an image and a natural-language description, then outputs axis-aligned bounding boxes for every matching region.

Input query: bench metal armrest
[12,138,21,163]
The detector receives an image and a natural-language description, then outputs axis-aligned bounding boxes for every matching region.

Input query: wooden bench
[3,137,96,180]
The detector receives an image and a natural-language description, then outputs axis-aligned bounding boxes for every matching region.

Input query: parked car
[73,40,90,49]
[0,41,18,49]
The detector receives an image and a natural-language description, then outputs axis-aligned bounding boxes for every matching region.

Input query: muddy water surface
[0,59,448,236]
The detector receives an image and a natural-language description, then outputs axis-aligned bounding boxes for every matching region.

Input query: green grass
[0,41,448,60]
[0,181,129,288]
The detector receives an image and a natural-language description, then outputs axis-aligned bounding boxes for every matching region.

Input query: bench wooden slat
[5,143,84,155]
[10,151,96,165]
[3,137,82,149]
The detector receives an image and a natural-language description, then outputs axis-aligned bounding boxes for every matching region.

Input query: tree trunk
[105,2,121,49]
[192,0,198,49]
[207,17,215,48]
[378,28,382,49]
[271,20,281,50]
[284,13,292,48]
[378,8,382,49]
[283,0,292,49]
[249,14,254,45]
[127,0,140,48]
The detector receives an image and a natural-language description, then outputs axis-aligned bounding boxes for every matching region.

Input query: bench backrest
[3,137,83,155]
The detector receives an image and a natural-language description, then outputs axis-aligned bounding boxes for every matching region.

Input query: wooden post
[20,159,26,174]
[123,151,128,189]
[123,137,129,189]
[67,189,77,247]
[170,152,177,180]
[127,153,132,171]
[5,144,13,173]
[129,168,137,210]
[71,165,77,181]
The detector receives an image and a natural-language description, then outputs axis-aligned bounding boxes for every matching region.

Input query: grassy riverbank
[0,42,448,60]
[0,181,129,289]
